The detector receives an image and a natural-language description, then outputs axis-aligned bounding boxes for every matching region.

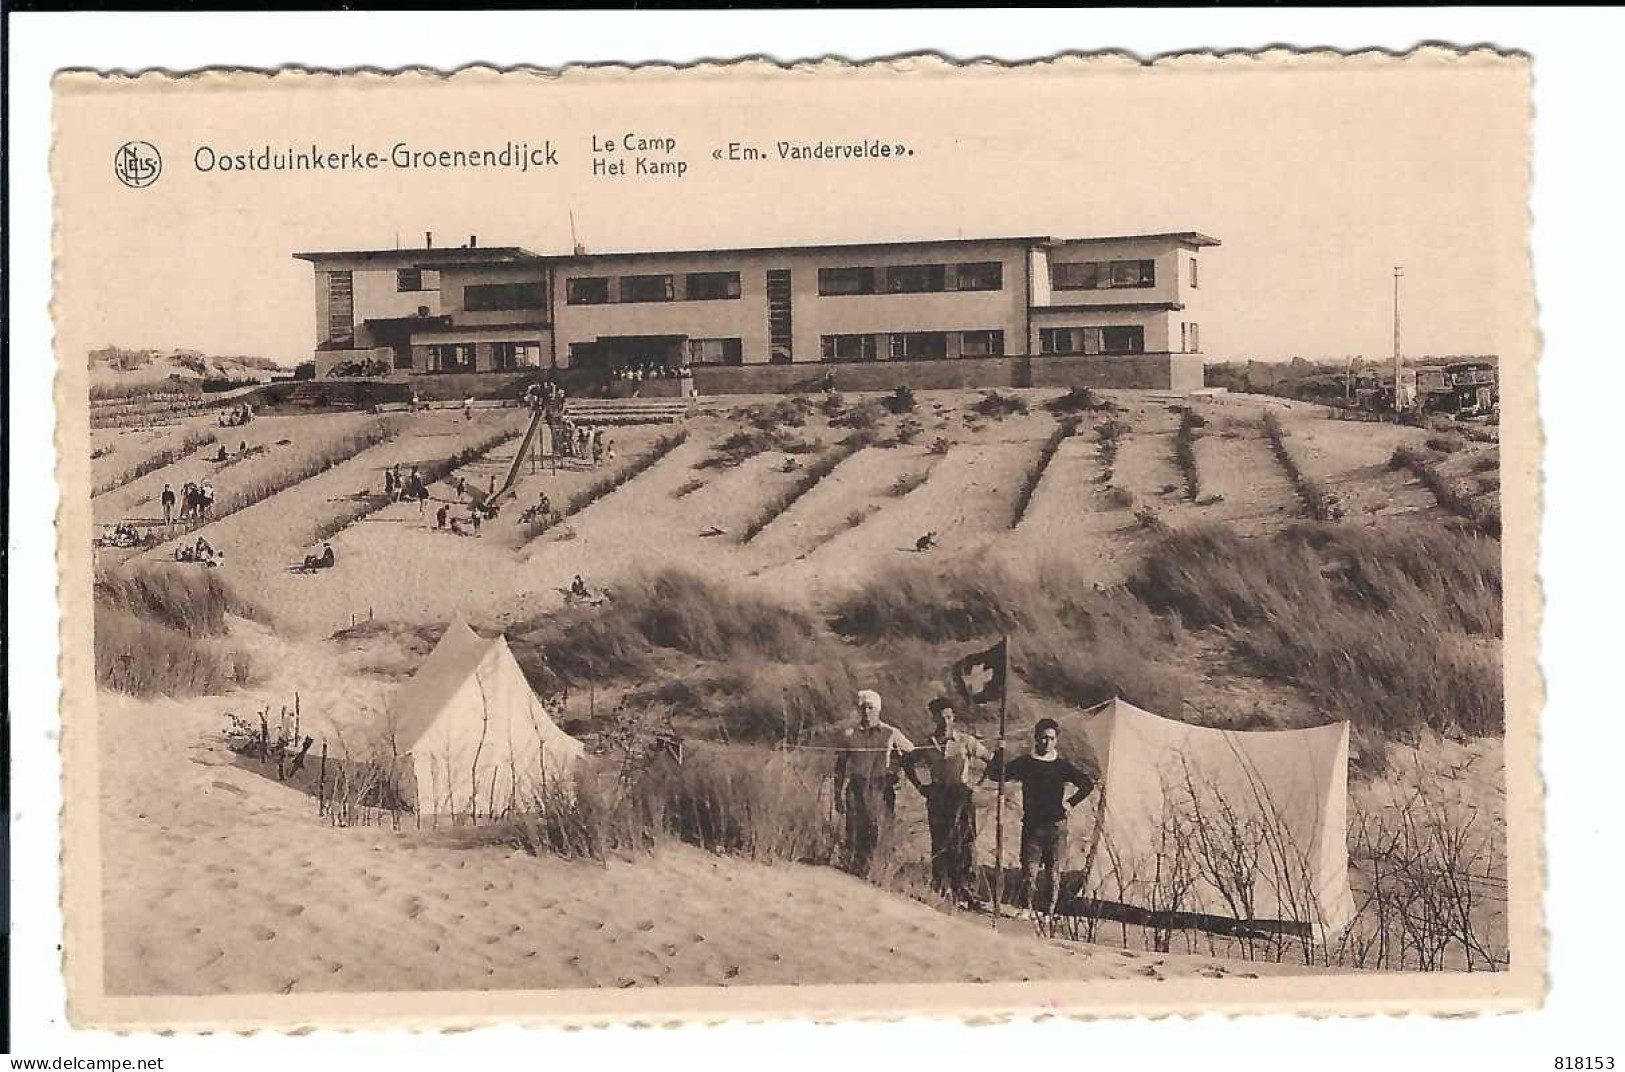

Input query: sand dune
[98,667,1305,995]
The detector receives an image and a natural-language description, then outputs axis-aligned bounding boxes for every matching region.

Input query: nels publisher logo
[114,141,162,188]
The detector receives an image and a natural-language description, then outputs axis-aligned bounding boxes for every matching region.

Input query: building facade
[294,230,1218,390]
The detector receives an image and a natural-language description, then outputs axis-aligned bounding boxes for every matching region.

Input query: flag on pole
[952,638,1008,706]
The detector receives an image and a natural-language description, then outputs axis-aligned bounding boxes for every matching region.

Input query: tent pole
[992,634,1009,931]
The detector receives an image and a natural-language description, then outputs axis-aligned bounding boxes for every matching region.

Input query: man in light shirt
[833,690,914,877]
[904,697,991,903]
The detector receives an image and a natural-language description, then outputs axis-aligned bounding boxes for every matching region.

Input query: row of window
[815,261,1004,297]
[398,254,1194,308]
[423,341,545,371]
[567,271,742,306]
[821,330,1006,362]
[1050,259,1157,291]
[1039,326,1147,355]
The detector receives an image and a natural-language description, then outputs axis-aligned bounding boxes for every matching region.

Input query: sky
[54,55,1531,367]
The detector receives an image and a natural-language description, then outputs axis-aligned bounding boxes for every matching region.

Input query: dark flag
[953,638,1008,706]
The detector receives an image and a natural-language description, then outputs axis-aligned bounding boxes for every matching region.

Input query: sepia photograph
[47,48,1540,1030]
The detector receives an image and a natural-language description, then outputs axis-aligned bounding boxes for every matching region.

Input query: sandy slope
[97,653,1303,995]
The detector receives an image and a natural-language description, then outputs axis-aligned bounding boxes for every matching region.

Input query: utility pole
[1392,266,1404,422]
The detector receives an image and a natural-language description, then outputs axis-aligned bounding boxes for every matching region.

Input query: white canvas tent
[389,621,585,818]
[1074,697,1354,935]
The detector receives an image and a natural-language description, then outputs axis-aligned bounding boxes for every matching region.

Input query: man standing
[160,483,176,527]
[833,690,914,877]
[904,698,991,903]
[987,718,1095,917]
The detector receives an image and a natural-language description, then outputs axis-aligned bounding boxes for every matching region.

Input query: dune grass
[93,566,261,696]
[1011,417,1079,528]
[1174,409,1205,502]
[1130,524,1502,737]
[1262,411,1345,521]
[1390,445,1502,538]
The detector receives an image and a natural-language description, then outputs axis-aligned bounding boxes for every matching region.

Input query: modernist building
[294,230,1218,390]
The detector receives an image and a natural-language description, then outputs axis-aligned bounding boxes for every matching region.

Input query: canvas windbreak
[1075,698,1354,935]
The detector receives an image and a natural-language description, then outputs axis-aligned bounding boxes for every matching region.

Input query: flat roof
[292,246,544,265]
[294,231,1220,265]
[1050,231,1221,249]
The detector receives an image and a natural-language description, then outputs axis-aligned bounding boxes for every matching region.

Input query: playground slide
[492,407,547,504]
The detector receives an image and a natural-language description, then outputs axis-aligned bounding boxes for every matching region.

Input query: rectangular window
[1181,322,1188,353]
[1188,323,1200,352]
[819,334,879,362]
[429,344,475,372]
[818,266,877,296]
[326,271,354,345]
[688,337,744,365]
[566,277,610,305]
[684,271,742,301]
[396,268,425,292]
[491,342,542,370]
[1109,260,1155,288]
[620,274,676,303]
[1039,327,1106,355]
[884,263,947,294]
[888,332,949,361]
[1050,259,1157,290]
[1189,257,1199,289]
[959,330,1005,358]
[1051,261,1100,290]
[1101,326,1146,354]
[954,261,1003,291]
[465,281,546,311]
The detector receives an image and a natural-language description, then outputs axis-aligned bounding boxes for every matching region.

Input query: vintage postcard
[54,50,1541,1030]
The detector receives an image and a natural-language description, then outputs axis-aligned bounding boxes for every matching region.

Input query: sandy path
[739,444,933,573]
[1190,429,1300,534]
[759,436,1043,601]
[93,413,346,526]
[91,420,208,494]
[1002,431,1140,585]
[127,415,523,637]
[98,665,1301,995]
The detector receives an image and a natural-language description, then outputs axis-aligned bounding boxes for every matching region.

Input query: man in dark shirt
[987,718,1095,916]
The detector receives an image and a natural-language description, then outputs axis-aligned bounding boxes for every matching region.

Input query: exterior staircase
[561,397,691,426]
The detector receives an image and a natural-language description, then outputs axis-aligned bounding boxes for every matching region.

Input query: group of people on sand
[217,402,254,428]
[385,464,430,506]
[559,418,612,467]
[99,521,151,549]
[175,535,224,567]
[212,440,259,464]
[160,480,215,526]
[832,690,1094,916]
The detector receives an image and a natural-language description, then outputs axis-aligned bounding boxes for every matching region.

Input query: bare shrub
[970,390,1028,419]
